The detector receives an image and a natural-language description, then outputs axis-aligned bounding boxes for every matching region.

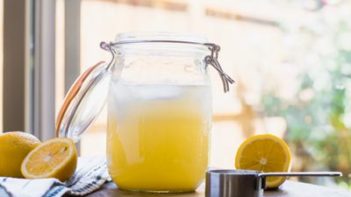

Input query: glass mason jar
[56,33,233,193]
[107,33,212,192]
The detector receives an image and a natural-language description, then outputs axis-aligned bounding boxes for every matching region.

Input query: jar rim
[115,32,208,43]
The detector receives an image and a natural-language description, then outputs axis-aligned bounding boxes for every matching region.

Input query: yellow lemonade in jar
[107,83,211,192]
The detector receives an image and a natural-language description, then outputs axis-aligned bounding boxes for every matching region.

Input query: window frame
[3,0,59,140]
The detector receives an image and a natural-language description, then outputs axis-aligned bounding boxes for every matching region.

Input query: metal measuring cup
[205,169,342,197]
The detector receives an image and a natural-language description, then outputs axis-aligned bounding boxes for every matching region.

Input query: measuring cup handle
[258,171,342,178]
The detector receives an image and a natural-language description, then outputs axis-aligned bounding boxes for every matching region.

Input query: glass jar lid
[55,61,111,141]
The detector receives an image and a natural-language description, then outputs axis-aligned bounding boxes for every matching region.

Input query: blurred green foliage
[261,1,351,187]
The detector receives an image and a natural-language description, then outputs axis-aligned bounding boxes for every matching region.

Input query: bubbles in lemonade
[107,82,211,192]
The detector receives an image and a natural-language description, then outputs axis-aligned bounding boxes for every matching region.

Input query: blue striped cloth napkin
[0,156,111,197]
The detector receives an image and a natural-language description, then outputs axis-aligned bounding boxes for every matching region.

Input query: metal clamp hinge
[205,43,235,93]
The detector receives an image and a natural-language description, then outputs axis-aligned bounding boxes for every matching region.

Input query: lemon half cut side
[235,134,292,189]
[21,138,78,182]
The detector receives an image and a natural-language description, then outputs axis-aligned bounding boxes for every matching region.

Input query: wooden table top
[86,181,351,197]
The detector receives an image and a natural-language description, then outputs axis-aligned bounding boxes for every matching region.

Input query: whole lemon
[0,132,41,177]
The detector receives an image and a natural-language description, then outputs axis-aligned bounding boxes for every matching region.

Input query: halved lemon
[21,138,78,182]
[235,134,291,189]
